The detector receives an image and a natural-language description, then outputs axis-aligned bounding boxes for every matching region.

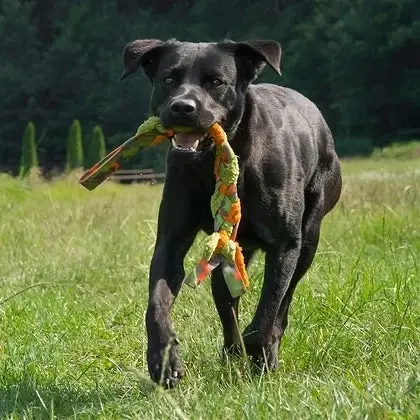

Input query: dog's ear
[233,40,282,82]
[120,39,166,80]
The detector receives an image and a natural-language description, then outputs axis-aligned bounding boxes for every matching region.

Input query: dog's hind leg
[269,162,342,366]
[243,160,342,371]
[211,246,256,357]
[269,211,323,357]
[242,237,302,370]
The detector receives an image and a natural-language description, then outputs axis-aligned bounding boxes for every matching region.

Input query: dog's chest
[197,168,278,248]
[193,147,297,247]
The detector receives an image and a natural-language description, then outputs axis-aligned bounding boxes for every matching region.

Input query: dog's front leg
[146,241,193,388]
[243,238,301,371]
[146,179,200,388]
[146,235,198,388]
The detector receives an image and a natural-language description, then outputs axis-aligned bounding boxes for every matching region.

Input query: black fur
[121,38,342,388]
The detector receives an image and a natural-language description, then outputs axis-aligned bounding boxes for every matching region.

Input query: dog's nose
[170,99,196,115]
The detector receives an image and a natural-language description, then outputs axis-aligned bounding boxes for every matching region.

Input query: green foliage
[135,143,169,172]
[19,122,38,178]
[372,140,420,160]
[85,125,106,168]
[66,119,83,170]
[0,0,419,171]
[0,158,419,417]
[335,137,374,157]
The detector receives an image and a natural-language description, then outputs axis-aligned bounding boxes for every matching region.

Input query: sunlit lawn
[1,158,419,419]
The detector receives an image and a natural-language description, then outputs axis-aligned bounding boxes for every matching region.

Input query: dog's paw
[147,339,184,388]
[242,325,279,372]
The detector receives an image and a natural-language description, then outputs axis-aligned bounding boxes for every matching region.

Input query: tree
[19,121,38,178]
[85,125,106,168]
[66,119,83,170]
[0,0,42,171]
[1,0,419,171]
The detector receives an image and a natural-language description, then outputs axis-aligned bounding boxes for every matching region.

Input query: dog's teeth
[171,136,202,151]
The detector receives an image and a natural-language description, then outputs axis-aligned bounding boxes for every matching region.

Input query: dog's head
[120,39,281,153]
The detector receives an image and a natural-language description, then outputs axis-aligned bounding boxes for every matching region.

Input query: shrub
[372,140,420,160]
[85,125,106,168]
[67,120,83,170]
[19,122,38,178]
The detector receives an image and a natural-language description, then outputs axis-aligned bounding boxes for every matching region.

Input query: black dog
[121,38,342,388]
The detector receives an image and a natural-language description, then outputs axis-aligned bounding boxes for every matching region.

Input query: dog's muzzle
[170,132,213,153]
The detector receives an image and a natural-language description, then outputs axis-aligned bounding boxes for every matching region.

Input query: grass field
[1,158,419,419]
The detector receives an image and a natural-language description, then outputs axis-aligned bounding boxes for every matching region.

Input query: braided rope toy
[79,117,248,297]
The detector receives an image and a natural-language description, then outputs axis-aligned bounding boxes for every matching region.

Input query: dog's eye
[163,76,174,85]
[211,78,223,87]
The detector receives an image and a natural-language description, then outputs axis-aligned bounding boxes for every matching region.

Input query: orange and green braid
[80,116,249,297]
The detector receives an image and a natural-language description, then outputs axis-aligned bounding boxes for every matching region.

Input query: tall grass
[0,159,419,419]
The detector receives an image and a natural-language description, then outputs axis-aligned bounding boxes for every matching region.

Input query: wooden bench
[110,168,165,184]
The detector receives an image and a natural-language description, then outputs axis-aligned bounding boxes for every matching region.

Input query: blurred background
[1,0,419,176]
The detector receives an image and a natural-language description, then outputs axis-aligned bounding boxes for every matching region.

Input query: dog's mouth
[170,131,212,153]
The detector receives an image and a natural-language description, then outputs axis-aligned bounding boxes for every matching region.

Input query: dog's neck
[225,88,255,158]
[224,94,248,142]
